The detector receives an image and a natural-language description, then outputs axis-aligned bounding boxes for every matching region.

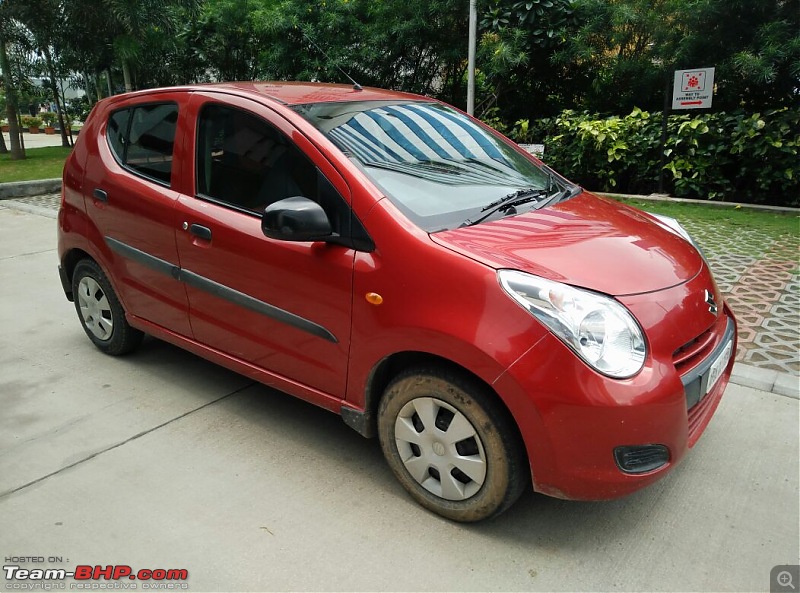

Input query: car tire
[378,366,528,522]
[72,259,143,356]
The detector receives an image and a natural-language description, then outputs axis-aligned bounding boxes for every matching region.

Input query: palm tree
[104,0,200,92]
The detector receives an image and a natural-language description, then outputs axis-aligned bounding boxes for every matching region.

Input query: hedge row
[499,107,799,207]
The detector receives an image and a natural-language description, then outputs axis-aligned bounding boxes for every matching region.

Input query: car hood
[430,193,704,297]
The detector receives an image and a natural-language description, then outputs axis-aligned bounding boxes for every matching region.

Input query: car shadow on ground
[111,335,682,549]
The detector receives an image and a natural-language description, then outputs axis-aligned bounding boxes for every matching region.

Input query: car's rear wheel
[378,366,528,522]
[72,259,143,355]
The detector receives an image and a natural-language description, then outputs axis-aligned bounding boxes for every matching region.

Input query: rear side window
[107,110,130,161]
[106,103,178,186]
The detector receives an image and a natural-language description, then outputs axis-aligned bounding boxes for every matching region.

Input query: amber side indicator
[365,292,383,305]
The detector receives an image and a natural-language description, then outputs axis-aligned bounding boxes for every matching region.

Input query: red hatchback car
[57,82,736,521]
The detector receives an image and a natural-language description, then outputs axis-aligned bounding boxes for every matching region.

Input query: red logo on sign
[682,72,706,92]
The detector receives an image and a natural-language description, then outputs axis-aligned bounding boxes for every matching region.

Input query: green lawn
[611,195,799,270]
[612,196,799,237]
[0,146,72,183]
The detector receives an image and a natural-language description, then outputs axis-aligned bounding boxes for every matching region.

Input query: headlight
[498,270,646,378]
[649,213,707,261]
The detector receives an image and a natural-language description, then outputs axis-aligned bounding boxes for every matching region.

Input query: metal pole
[659,72,672,194]
[467,0,477,115]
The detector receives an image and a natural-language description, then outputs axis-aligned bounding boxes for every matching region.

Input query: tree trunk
[83,71,94,104]
[0,130,7,154]
[42,46,70,148]
[57,78,74,147]
[122,59,133,93]
[0,36,24,160]
[94,71,104,100]
[105,69,113,96]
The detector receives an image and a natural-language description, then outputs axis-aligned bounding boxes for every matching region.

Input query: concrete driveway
[1,206,798,592]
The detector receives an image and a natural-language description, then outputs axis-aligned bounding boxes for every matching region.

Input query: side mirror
[261,196,333,242]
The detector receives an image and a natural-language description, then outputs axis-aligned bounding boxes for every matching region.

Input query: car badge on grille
[704,289,718,315]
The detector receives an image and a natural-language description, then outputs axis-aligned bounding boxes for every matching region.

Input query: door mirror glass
[261,197,333,242]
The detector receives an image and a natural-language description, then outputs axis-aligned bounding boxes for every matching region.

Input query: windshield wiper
[525,183,582,214]
[461,188,548,227]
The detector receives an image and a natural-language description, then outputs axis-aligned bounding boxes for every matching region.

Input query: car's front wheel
[72,259,143,355]
[378,366,528,522]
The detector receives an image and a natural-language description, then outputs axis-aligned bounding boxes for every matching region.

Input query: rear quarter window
[106,102,178,186]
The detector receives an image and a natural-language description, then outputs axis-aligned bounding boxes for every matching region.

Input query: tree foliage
[1,0,797,202]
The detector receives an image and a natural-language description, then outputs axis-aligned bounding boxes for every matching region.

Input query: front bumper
[494,267,737,501]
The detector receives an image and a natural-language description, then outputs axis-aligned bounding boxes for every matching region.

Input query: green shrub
[497,108,799,207]
[41,111,58,126]
[21,115,44,129]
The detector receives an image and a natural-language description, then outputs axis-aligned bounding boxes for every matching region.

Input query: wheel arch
[61,247,95,280]
[341,351,527,465]
[59,248,96,300]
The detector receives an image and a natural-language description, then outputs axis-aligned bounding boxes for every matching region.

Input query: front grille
[673,324,717,374]
[678,315,736,446]
[687,379,722,444]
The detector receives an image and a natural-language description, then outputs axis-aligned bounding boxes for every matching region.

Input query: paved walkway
[677,217,799,376]
[2,130,72,149]
[3,192,799,379]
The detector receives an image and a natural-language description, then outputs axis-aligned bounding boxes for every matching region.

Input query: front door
[174,94,355,397]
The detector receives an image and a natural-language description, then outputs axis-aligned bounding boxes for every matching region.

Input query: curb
[599,192,799,215]
[0,179,61,200]
[731,362,798,399]
[0,199,58,220]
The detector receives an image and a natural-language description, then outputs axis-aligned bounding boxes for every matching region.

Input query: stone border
[732,362,799,399]
[600,191,799,214]
[0,178,62,200]
[0,199,58,219]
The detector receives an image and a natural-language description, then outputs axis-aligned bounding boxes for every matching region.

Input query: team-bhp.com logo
[4,565,188,589]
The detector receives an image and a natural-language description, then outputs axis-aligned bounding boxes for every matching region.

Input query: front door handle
[93,188,108,202]
[189,224,212,241]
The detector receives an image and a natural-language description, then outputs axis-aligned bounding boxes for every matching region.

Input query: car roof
[214,81,430,105]
[106,81,432,107]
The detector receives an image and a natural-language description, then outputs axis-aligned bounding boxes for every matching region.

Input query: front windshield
[292,100,563,232]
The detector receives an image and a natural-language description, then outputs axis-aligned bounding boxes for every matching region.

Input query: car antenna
[302,31,363,91]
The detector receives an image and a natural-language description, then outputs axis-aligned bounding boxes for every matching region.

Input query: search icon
[778,571,796,590]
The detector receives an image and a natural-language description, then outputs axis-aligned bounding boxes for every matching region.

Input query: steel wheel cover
[394,397,487,501]
[77,277,113,341]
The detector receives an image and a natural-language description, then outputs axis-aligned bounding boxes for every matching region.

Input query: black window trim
[194,191,264,218]
[106,100,179,189]
[192,100,376,253]
[193,100,296,213]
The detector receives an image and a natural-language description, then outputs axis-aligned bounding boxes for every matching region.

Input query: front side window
[194,103,358,240]
[106,103,178,186]
[196,103,317,213]
[293,100,568,232]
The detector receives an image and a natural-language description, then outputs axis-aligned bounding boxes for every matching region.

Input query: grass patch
[609,195,799,268]
[0,146,72,183]
[610,196,799,238]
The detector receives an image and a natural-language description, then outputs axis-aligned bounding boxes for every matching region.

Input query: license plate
[706,339,733,395]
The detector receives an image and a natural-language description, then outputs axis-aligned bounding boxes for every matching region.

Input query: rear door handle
[189,224,212,241]
[93,188,108,202]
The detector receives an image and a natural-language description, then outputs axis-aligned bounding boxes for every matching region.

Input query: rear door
[173,92,356,397]
[83,95,191,336]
